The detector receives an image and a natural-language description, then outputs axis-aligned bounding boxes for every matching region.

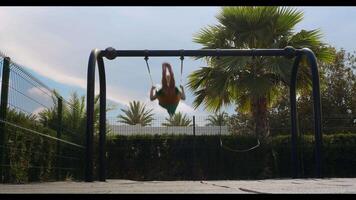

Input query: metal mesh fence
[107,113,356,138]
[107,115,230,138]
[0,55,85,183]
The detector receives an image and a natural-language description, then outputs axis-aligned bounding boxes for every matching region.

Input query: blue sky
[0,6,355,119]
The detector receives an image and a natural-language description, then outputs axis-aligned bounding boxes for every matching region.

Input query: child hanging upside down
[150,62,186,116]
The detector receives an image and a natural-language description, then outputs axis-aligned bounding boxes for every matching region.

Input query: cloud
[116,7,153,19]
[176,101,195,113]
[0,7,218,116]
[32,106,46,117]
[2,6,354,122]
[0,12,196,114]
[27,86,53,98]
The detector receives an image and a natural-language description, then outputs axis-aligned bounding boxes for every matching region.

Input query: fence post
[0,57,10,183]
[192,115,196,180]
[193,116,196,136]
[56,96,63,181]
[218,123,221,178]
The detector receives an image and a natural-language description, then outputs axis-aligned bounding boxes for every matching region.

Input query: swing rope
[179,50,184,86]
[144,52,154,87]
[144,50,184,88]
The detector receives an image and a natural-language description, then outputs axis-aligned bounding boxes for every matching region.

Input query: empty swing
[220,135,260,153]
[145,52,186,116]
[216,55,261,153]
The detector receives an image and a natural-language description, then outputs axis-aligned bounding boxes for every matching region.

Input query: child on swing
[150,62,185,116]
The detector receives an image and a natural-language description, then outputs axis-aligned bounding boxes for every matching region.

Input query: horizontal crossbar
[100,46,299,60]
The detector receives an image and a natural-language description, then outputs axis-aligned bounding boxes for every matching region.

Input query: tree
[38,91,115,144]
[268,48,356,135]
[188,6,333,141]
[227,112,255,136]
[117,100,154,126]
[206,111,228,126]
[162,112,192,126]
[295,48,356,134]
[37,90,61,128]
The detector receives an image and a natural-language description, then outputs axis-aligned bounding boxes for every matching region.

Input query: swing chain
[144,49,184,88]
[144,49,149,61]
[144,50,154,86]
[179,49,184,86]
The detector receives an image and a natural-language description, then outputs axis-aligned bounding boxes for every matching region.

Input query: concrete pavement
[1,178,356,193]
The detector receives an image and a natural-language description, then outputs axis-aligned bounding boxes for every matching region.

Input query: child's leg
[161,64,167,88]
[165,63,175,87]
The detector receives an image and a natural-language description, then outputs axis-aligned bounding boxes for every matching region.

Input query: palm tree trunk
[252,96,273,178]
[252,96,270,141]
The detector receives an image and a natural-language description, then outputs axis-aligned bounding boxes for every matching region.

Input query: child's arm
[180,85,186,100]
[150,86,157,101]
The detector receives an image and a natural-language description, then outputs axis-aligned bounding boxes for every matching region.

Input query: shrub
[106,133,356,180]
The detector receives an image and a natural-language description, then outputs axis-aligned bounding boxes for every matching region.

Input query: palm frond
[189,6,335,113]
[117,100,154,126]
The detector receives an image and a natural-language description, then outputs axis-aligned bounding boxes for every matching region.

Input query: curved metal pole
[97,56,107,182]
[290,54,302,178]
[290,48,323,178]
[302,48,323,178]
[85,49,104,182]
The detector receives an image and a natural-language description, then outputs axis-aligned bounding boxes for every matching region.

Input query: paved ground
[1,178,356,193]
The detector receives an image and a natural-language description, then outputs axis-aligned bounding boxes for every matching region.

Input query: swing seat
[156,87,181,116]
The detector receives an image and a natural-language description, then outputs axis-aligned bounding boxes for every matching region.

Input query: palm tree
[38,91,115,144]
[8,108,40,130]
[162,112,192,126]
[206,111,228,126]
[188,7,333,141]
[37,90,61,127]
[66,92,86,133]
[117,100,154,126]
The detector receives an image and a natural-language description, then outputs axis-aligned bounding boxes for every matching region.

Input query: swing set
[85,46,323,182]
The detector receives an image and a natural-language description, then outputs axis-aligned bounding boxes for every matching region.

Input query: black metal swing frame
[85,46,323,182]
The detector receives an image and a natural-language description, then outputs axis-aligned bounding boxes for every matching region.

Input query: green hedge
[4,125,85,183]
[5,124,56,183]
[2,110,85,183]
[106,133,356,180]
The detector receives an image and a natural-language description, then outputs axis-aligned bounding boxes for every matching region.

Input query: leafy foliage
[162,112,192,126]
[188,6,334,139]
[268,48,356,135]
[38,91,115,143]
[4,108,57,183]
[206,111,229,126]
[117,101,154,126]
[107,133,356,180]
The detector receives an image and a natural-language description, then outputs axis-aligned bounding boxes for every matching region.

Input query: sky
[0,6,355,119]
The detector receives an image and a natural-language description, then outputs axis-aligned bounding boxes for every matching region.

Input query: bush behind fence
[106,133,356,180]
